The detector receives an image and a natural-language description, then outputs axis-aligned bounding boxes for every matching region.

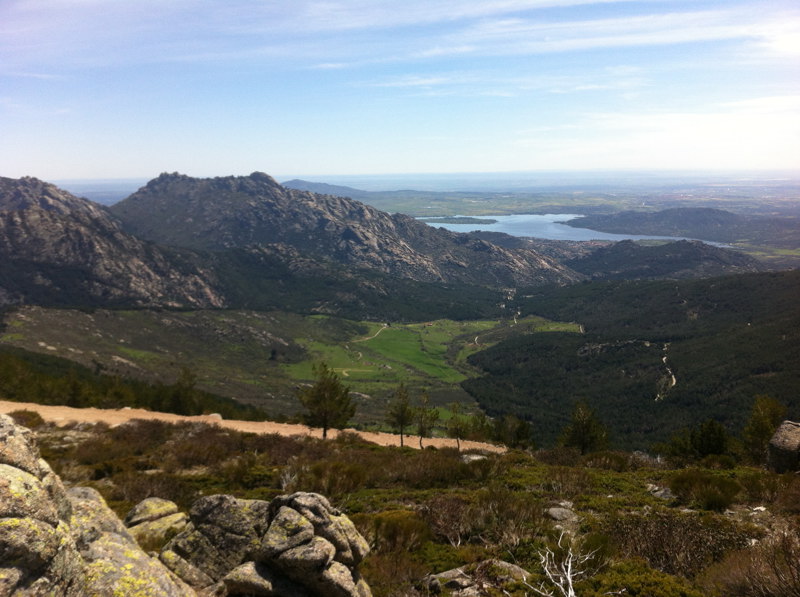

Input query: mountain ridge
[110,171,580,288]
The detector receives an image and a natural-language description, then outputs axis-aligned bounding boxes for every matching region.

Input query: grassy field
[0,307,580,422]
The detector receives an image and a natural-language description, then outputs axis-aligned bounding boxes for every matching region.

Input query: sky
[1,0,799,180]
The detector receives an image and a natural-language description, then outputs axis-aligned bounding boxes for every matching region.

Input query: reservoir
[420,213,707,243]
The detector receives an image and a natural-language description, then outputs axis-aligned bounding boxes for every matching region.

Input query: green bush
[353,510,432,553]
[582,559,705,597]
[604,509,759,578]
[669,468,741,511]
[6,409,46,429]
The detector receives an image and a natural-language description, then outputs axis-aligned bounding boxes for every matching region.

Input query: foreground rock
[424,559,530,596]
[0,413,193,596]
[160,492,371,596]
[0,413,372,596]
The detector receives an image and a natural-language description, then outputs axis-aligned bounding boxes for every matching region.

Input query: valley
[0,306,580,423]
[0,171,798,450]
[1,171,799,597]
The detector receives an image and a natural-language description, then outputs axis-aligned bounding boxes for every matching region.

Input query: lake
[420,213,709,243]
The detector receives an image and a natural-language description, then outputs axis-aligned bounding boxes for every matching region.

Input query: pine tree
[415,392,439,449]
[559,400,608,455]
[742,395,787,465]
[297,362,355,439]
[387,383,414,447]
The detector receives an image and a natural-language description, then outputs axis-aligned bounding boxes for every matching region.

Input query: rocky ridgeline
[0,176,224,309]
[111,172,579,288]
[0,414,371,596]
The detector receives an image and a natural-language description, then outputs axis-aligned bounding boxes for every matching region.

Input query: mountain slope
[463,270,800,448]
[0,177,224,308]
[567,207,800,247]
[111,172,580,288]
[566,239,766,280]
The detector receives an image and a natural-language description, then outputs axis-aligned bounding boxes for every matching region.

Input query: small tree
[690,419,730,458]
[415,392,439,449]
[446,402,470,451]
[387,383,414,447]
[559,400,608,455]
[492,414,535,450]
[297,362,355,439]
[742,395,787,465]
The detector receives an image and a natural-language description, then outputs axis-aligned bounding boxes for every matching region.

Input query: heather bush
[165,423,246,468]
[583,450,637,472]
[535,446,582,467]
[6,409,45,429]
[582,559,705,597]
[540,465,595,497]
[421,493,473,547]
[776,476,800,514]
[353,510,432,553]
[604,509,759,578]
[700,523,800,597]
[471,484,547,549]
[669,468,741,511]
[738,470,789,504]
[279,450,371,498]
[109,470,195,512]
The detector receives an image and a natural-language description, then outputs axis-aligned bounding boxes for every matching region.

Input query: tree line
[297,361,788,466]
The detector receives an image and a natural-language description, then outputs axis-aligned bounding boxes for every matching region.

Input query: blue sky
[1,0,798,180]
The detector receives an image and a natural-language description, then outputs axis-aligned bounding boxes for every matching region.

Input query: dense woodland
[464,270,800,448]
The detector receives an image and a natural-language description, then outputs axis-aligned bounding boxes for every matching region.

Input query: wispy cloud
[370,66,647,97]
[426,9,778,57]
[514,95,800,170]
[2,1,797,70]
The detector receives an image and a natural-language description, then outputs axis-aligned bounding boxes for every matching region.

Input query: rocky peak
[112,171,581,288]
[0,176,226,308]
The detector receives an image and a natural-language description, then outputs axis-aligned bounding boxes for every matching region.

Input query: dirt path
[0,399,504,453]
[352,323,389,342]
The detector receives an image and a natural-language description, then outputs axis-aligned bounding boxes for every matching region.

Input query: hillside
[111,172,580,288]
[567,207,800,248]
[463,270,800,448]
[0,176,534,320]
[0,176,224,309]
[566,239,765,280]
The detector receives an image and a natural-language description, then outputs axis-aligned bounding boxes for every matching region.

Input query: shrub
[535,446,582,467]
[776,476,800,514]
[540,465,594,497]
[6,409,45,429]
[583,450,636,472]
[421,494,473,547]
[669,468,741,511]
[109,470,195,513]
[738,470,789,504]
[282,456,367,498]
[165,424,245,468]
[582,559,705,597]
[216,452,274,489]
[700,523,800,597]
[353,510,432,553]
[604,509,759,578]
[471,484,547,549]
[359,551,429,597]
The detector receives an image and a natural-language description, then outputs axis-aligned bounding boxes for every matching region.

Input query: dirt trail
[0,399,504,453]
